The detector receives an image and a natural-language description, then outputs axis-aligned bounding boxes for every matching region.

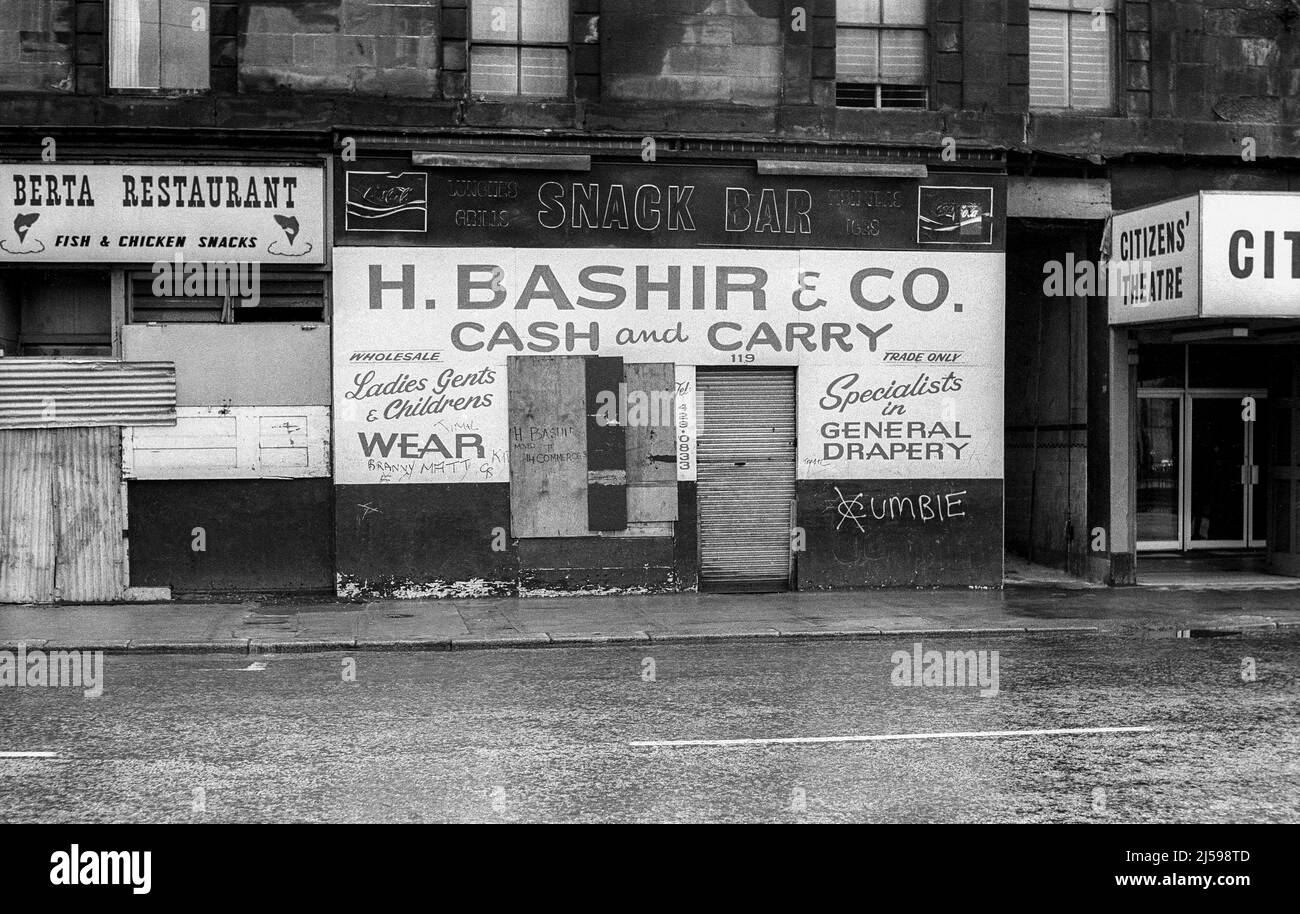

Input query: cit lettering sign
[1109,191,1300,323]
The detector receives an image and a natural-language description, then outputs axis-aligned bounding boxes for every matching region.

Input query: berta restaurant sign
[0,164,324,263]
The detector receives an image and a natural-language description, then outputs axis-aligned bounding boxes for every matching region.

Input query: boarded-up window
[109,0,209,90]
[239,1,442,96]
[508,356,677,538]
[0,427,127,603]
[123,406,329,479]
[508,355,589,537]
[622,363,678,524]
[0,0,75,92]
[1029,0,1115,110]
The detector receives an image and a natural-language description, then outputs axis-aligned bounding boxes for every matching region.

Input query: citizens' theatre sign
[0,164,324,262]
[332,161,1005,488]
[1108,191,1300,323]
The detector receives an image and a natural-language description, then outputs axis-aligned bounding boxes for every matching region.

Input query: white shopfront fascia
[1108,191,1300,325]
[330,246,1007,487]
[0,163,325,264]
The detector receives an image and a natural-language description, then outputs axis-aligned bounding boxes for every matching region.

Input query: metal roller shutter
[697,368,796,592]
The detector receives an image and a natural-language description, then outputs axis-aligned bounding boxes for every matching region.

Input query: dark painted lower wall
[519,536,675,591]
[334,483,514,598]
[129,479,333,593]
[333,478,1005,596]
[335,483,681,596]
[674,481,699,590]
[795,479,1004,588]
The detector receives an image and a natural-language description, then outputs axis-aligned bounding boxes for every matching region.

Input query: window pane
[471,44,518,94]
[880,83,927,106]
[836,26,879,81]
[110,0,161,88]
[882,0,927,27]
[880,28,926,83]
[1033,1,1116,12]
[161,0,208,90]
[521,0,568,43]
[519,46,567,96]
[838,0,882,26]
[1136,398,1181,543]
[1068,12,1112,109]
[471,0,519,42]
[1028,9,1068,107]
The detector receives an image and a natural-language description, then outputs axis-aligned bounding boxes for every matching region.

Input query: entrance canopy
[1108,191,1300,325]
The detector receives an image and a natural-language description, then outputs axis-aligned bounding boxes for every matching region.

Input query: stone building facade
[2,1,1299,600]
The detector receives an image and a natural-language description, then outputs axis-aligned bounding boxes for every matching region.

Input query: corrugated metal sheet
[697,369,796,591]
[0,427,126,603]
[0,359,176,429]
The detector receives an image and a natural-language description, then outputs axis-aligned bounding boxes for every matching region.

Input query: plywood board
[53,427,126,602]
[0,427,125,603]
[0,429,56,602]
[623,362,678,524]
[508,356,588,537]
[122,323,330,406]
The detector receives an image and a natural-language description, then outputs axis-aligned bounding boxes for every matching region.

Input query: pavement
[2,582,1299,654]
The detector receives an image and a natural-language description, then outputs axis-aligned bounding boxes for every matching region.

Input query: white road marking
[630,725,1155,748]
[0,752,58,758]
[242,662,268,671]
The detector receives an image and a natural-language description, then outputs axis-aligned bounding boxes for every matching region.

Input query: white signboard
[123,406,330,480]
[1201,192,1300,318]
[1107,194,1200,324]
[0,164,324,263]
[674,364,696,482]
[332,247,1004,484]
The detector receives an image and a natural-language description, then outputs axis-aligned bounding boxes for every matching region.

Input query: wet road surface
[1,632,1297,823]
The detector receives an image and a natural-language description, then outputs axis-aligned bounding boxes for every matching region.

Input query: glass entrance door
[1137,391,1265,551]
[1187,396,1253,548]
[1137,395,1181,549]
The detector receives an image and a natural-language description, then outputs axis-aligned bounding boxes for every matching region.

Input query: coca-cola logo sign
[345,171,428,233]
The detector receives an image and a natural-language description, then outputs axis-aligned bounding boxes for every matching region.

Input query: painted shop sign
[332,247,1004,485]
[337,160,1004,253]
[1200,192,1300,318]
[1107,195,1200,324]
[1109,191,1300,324]
[0,164,324,263]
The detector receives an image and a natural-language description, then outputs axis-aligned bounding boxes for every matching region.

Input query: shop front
[332,158,1007,596]
[0,159,330,601]
[1110,191,1300,578]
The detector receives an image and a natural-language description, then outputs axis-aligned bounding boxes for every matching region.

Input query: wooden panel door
[0,427,126,603]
